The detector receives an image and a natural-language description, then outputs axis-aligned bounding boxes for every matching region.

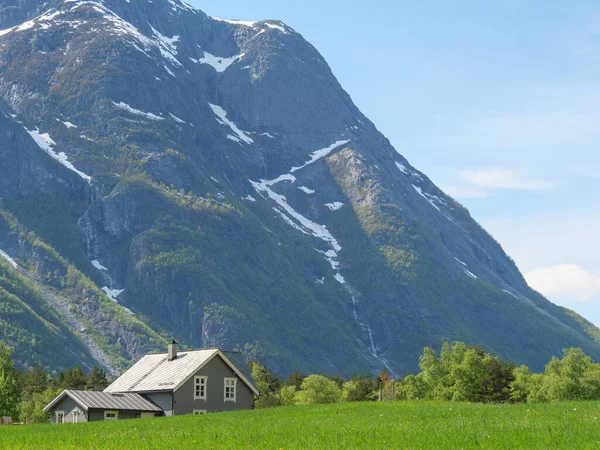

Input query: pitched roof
[104,349,259,396]
[43,390,162,414]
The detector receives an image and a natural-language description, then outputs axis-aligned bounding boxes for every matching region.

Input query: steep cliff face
[0,0,598,376]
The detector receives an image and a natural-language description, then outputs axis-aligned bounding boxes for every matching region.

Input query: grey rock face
[0,0,598,376]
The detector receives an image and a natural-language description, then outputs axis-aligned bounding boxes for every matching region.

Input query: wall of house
[88,410,147,422]
[145,393,173,416]
[173,355,254,414]
[49,397,86,423]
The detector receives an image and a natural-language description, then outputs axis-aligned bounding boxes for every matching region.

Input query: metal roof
[104,349,258,395]
[43,390,162,413]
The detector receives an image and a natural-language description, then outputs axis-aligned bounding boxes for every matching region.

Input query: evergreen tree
[19,365,49,401]
[50,366,87,390]
[86,367,109,391]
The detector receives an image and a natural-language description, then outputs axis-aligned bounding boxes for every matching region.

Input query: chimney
[168,340,178,361]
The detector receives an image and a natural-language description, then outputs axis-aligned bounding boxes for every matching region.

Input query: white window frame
[193,410,207,415]
[194,376,207,400]
[104,411,119,421]
[72,409,81,423]
[55,411,65,424]
[224,377,237,403]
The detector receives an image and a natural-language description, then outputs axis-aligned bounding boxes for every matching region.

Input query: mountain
[0,0,599,377]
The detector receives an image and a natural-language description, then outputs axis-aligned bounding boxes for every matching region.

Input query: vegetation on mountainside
[0,258,97,371]
[0,207,167,372]
[2,401,600,449]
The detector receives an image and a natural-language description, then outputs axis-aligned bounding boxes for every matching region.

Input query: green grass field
[1,401,599,449]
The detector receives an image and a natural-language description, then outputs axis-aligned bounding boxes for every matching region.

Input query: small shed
[43,390,163,423]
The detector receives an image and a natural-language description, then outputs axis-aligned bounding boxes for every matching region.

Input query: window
[194,376,207,400]
[193,410,207,415]
[224,378,237,402]
[73,409,80,423]
[56,411,65,424]
[104,411,119,421]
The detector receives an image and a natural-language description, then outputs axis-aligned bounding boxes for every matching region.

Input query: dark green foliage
[50,366,87,390]
[18,366,49,401]
[0,342,20,419]
[85,367,109,391]
[0,257,97,372]
[285,371,306,390]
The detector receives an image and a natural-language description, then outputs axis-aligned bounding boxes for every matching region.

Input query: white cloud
[461,168,554,191]
[525,264,600,303]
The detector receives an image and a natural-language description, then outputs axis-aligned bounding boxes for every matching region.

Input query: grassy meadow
[1,400,599,449]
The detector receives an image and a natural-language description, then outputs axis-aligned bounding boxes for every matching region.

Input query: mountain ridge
[0,0,598,377]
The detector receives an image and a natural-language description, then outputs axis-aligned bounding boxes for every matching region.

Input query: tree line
[0,343,108,423]
[3,341,600,423]
[250,342,600,407]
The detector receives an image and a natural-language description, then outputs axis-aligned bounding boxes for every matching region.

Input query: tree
[475,355,516,403]
[86,367,109,391]
[342,373,377,402]
[20,388,62,424]
[0,342,20,419]
[19,365,49,401]
[249,361,282,408]
[295,375,342,405]
[50,366,87,390]
[279,386,297,406]
[396,374,427,400]
[542,348,599,401]
[285,371,306,391]
[509,365,532,403]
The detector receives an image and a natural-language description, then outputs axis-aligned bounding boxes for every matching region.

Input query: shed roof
[43,390,162,414]
[104,349,259,395]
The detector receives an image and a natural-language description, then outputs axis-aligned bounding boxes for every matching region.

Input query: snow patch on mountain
[0,9,62,37]
[298,186,315,194]
[0,249,18,269]
[102,287,124,302]
[503,289,519,299]
[454,256,467,266]
[92,260,108,271]
[113,102,164,121]
[325,202,344,211]
[26,128,92,183]
[210,17,257,27]
[192,51,244,72]
[395,162,408,174]
[412,185,441,212]
[264,23,288,34]
[60,120,78,129]
[168,113,185,124]
[291,140,349,173]
[65,2,182,68]
[463,269,478,280]
[209,103,254,144]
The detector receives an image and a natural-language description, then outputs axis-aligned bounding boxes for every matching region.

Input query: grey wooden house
[44,342,259,423]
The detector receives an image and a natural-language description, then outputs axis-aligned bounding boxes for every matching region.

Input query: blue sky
[191,1,600,325]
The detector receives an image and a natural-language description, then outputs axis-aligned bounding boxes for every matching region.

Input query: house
[44,342,259,423]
